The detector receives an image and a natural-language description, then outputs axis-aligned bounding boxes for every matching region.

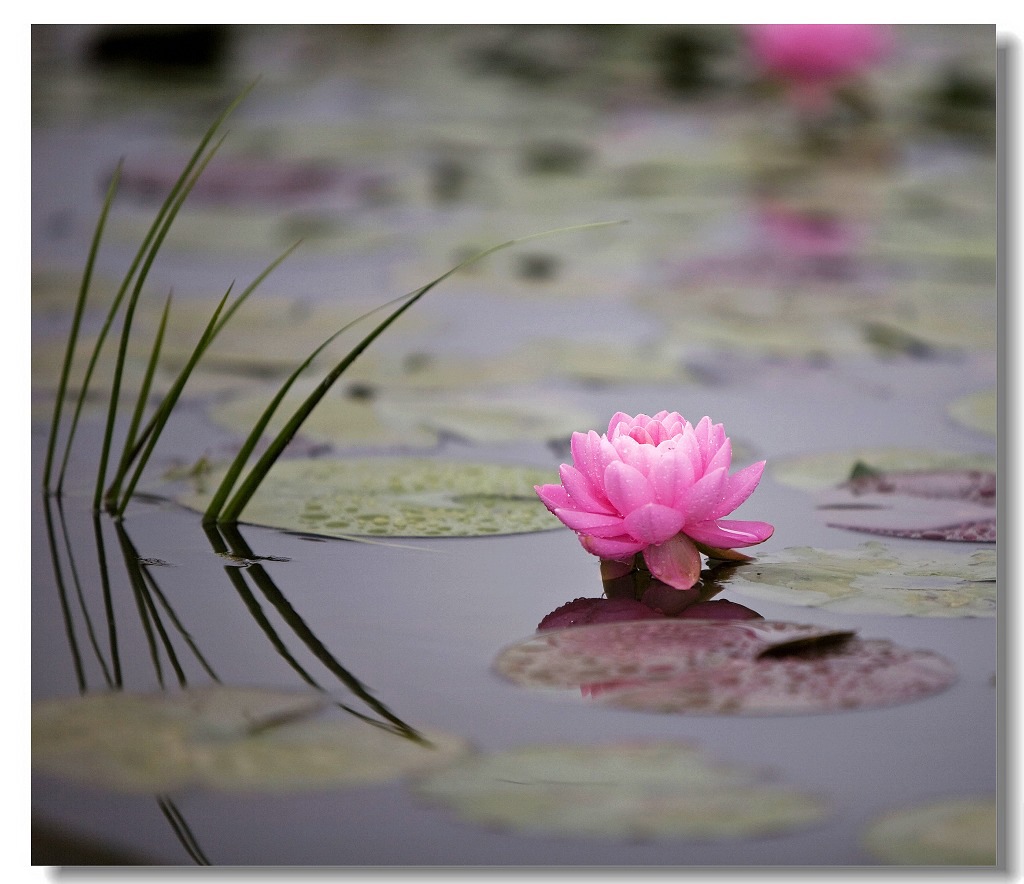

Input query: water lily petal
[643,533,703,590]
[710,460,767,519]
[553,508,625,534]
[535,483,572,513]
[623,503,687,545]
[603,461,657,515]
[650,445,696,510]
[686,466,729,523]
[685,518,775,549]
[558,464,615,514]
[581,534,648,559]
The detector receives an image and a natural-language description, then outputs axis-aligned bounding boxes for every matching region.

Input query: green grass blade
[92,135,231,512]
[112,242,301,517]
[56,82,255,497]
[104,290,173,509]
[112,287,232,517]
[43,160,122,494]
[214,221,622,524]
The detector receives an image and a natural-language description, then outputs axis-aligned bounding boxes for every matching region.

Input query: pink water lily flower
[535,411,773,591]
[744,24,891,110]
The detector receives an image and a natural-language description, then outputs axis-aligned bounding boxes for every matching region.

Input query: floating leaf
[862,796,997,865]
[724,543,996,617]
[771,449,997,492]
[413,742,829,840]
[494,619,956,715]
[816,469,996,542]
[195,721,469,792]
[32,686,326,792]
[178,457,559,537]
[32,686,468,793]
[948,389,996,437]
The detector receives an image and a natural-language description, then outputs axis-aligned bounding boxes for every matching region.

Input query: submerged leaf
[816,469,996,542]
[772,449,996,492]
[413,742,829,840]
[724,542,996,617]
[862,796,997,865]
[178,457,560,537]
[32,686,467,793]
[494,619,956,715]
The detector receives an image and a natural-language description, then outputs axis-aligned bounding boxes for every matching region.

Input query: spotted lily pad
[32,686,468,793]
[413,742,829,840]
[724,542,996,617]
[771,449,997,492]
[178,457,560,537]
[494,620,956,715]
[816,469,996,542]
[862,796,997,865]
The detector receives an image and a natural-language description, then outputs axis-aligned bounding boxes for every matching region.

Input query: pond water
[31,25,999,867]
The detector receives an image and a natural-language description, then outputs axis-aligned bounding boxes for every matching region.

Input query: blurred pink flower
[744,24,891,109]
[535,411,773,591]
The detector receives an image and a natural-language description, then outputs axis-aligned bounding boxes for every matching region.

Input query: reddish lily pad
[816,469,996,542]
[412,742,829,840]
[494,620,956,716]
[537,597,665,630]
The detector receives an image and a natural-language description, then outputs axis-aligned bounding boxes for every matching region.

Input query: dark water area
[31,25,999,867]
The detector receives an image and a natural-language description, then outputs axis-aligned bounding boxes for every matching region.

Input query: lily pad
[816,469,996,542]
[862,796,997,865]
[948,389,997,437]
[771,449,997,492]
[413,742,829,840]
[723,543,996,617]
[32,686,468,793]
[494,620,956,715]
[209,382,597,450]
[178,457,560,537]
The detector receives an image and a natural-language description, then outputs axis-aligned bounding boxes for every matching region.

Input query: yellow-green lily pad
[178,457,560,537]
[948,389,996,437]
[723,542,996,617]
[32,686,468,794]
[862,796,997,865]
[413,742,829,840]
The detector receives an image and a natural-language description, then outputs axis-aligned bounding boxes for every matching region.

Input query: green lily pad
[413,742,829,840]
[32,686,468,793]
[178,457,560,537]
[209,380,597,450]
[862,796,997,865]
[771,449,997,492]
[724,542,996,617]
[948,389,996,437]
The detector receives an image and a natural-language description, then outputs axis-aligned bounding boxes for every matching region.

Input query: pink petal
[643,533,703,590]
[648,446,695,510]
[580,534,647,559]
[685,466,729,523]
[603,461,657,515]
[535,483,571,512]
[622,503,687,545]
[710,460,766,519]
[685,518,775,549]
[559,464,615,514]
[704,436,733,476]
[553,508,624,534]
[570,431,617,488]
